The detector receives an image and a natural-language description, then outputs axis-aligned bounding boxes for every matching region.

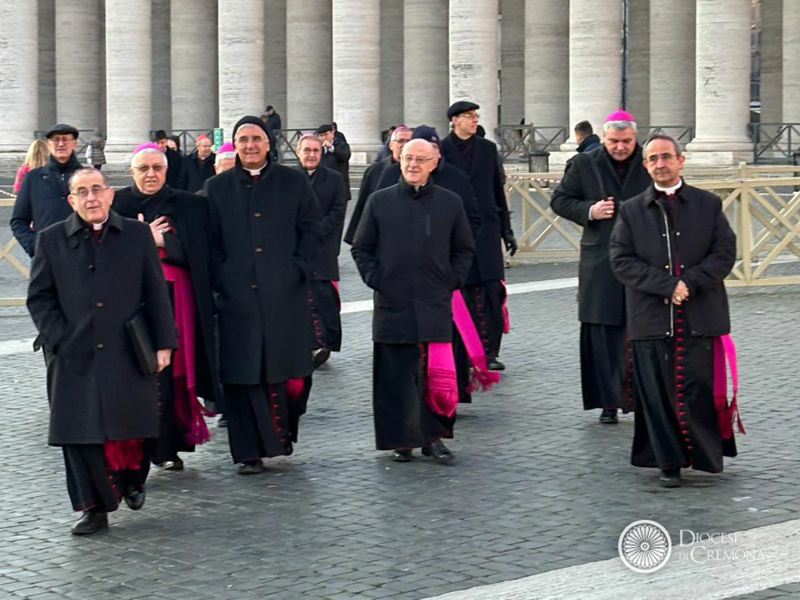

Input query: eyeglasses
[645,153,677,164]
[49,136,74,145]
[403,155,433,164]
[458,112,480,121]
[71,184,108,198]
[133,164,166,174]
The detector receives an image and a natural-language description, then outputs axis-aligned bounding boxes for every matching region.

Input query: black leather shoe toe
[71,510,108,535]
[124,486,146,511]
[391,449,413,462]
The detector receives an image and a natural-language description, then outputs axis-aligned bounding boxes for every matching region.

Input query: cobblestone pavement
[2,199,799,598]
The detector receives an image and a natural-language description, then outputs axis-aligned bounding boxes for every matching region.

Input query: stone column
[38,0,57,133]
[380,0,404,130]
[171,0,217,131]
[55,0,102,130]
[649,0,695,128]
[218,0,264,136]
[286,0,331,129]
[404,0,448,132]
[783,1,800,123]
[264,0,287,123]
[105,1,151,152]
[450,0,499,140]
[0,1,38,148]
[332,0,380,155]
[563,0,622,148]
[626,0,650,127]
[686,0,751,160]
[760,0,782,124]
[500,0,524,125]
[524,0,568,127]
[151,0,171,131]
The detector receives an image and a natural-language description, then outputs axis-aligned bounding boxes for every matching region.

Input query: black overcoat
[181,150,217,193]
[112,184,221,406]
[352,179,475,343]
[343,156,393,244]
[550,145,651,325]
[609,183,736,340]
[204,160,321,385]
[27,211,177,445]
[377,159,482,242]
[439,132,510,284]
[11,153,82,256]
[320,134,351,197]
[165,147,185,190]
[302,166,347,281]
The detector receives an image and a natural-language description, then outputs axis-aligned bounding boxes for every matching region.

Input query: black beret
[446,101,480,120]
[411,125,440,145]
[232,116,269,141]
[45,123,79,139]
[315,123,334,135]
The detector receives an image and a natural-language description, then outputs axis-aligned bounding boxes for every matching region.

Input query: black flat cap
[232,115,269,141]
[45,123,79,139]
[315,123,334,135]
[447,101,479,120]
[411,125,440,145]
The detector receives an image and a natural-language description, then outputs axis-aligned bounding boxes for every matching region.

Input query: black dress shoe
[600,409,619,424]
[163,456,184,471]
[71,510,108,535]
[421,440,454,464]
[237,461,265,475]
[217,416,228,428]
[313,347,331,369]
[659,468,682,488]
[391,449,413,462]
[124,486,146,510]
[487,359,506,371]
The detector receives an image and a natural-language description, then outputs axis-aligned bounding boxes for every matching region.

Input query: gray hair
[603,119,637,133]
[642,133,682,157]
[130,147,168,168]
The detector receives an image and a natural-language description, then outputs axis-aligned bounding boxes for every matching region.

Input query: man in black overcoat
[154,130,185,190]
[27,168,177,535]
[316,123,351,199]
[343,126,412,245]
[295,134,348,367]
[551,109,651,424]
[609,134,737,487]
[11,123,83,257]
[352,139,474,464]
[181,134,216,193]
[113,143,221,471]
[439,101,516,372]
[204,116,321,474]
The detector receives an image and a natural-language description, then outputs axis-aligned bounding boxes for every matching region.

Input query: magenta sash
[501,279,510,334]
[104,439,143,472]
[713,334,745,439]
[286,378,306,402]
[425,342,459,417]
[161,258,212,445]
[452,290,500,392]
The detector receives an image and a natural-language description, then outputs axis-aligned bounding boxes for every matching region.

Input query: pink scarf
[425,342,459,417]
[452,290,500,392]
[161,258,212,445]
[713,334,745,439]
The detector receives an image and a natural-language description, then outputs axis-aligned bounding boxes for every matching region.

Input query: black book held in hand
[125,308,157,376]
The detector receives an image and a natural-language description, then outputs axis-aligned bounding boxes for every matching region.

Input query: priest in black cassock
[27,168,176,535]
[352,139,474,463]
[295,134,348,368]
[551,109,651,425]
[610,133,738,487]
[204,116,321,474]
[113,143,221,471]
[439,101,516,372]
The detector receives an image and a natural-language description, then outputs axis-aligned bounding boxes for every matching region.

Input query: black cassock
[352,179,474,449]
[204,159,320,463]
[610,183,737,472]
[551,145,651,411]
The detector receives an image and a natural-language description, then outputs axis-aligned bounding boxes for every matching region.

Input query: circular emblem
[618,520,672,573]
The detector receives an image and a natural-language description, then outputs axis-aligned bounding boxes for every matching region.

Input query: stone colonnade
[0,0,794,164]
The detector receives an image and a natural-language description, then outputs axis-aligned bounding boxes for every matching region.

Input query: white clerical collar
[654,180,683,195]
[246,163,267,176]
[92,216,109,231]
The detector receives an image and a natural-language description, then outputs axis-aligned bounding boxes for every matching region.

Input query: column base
[683,150,753,167]
[348,144,382,166]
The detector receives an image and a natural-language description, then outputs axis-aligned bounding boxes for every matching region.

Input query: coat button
[254,212,262,218]
[255,247,263,253]
[676,231,681,236]
[664,265,669,269]
[95,301,104,308]
[96,343,104,349]
[251,284,258,290]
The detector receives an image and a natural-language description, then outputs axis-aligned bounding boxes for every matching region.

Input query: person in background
[214,142,236,173]
[575,121,601,153]
[85,129,107,170]
[13,139,49,194]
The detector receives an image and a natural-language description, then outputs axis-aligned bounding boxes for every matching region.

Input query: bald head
[400,139,436,187]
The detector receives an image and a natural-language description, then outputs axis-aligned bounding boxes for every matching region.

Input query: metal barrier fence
[506,163,800,286]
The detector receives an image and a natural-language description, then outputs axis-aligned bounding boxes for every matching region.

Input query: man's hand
[138,213,171,248]
[503,232,518,256]
[672,280,690,306]
[590,197,616,220]
[156,348,172,373]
